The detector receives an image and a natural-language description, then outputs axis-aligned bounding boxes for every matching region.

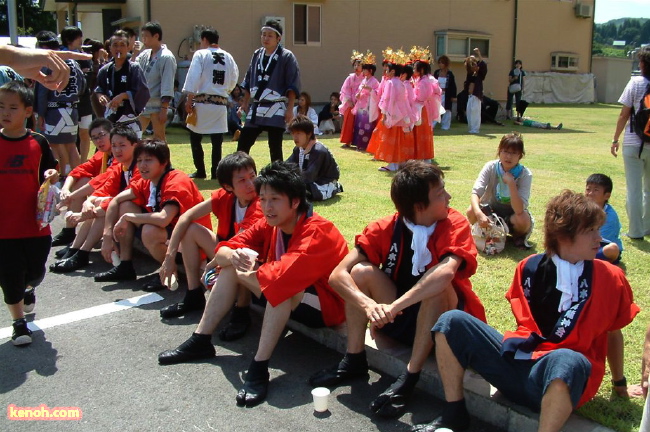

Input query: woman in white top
[611,46,650,239]
[292,91,321,135]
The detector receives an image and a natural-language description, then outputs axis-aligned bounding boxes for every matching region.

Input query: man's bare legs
[78,127,90,162]
[114,201,139,261]
[345,262,397,353]
[139,113,167,142]
[141,224,169,263]
[93,201,139,282]
[195,266,240,335]
[538,380,573,432]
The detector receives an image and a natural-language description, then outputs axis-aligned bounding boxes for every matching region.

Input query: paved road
[0,221,500,431]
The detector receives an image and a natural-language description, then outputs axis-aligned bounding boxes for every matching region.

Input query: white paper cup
[166,274,178,291]
[239,248,259,271]
[111,251,121,267]
[311,387,330,412]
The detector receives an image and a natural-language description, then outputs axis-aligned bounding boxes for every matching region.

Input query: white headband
[261,26,281,37]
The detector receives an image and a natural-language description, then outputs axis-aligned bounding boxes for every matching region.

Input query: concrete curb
[272,310,615,432]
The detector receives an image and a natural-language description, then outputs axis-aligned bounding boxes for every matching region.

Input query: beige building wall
[47,0,595,104]
[591,56,633,103]
[77,11,105,42]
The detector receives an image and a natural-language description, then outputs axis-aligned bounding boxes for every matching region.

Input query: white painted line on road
[0,293,164,339]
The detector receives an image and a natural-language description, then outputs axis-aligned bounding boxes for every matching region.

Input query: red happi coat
[129,170,211,230]
[217,211,348,326]
[90,162,141,211]
[69,151,118,180]
[354,209,486,323]
[503,254,639,407]
[210,188,263,241]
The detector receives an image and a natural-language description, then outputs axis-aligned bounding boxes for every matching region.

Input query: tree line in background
[593,18,650,58]
[0,0,56,37]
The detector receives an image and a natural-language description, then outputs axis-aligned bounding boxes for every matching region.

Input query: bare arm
[118,203,179,229]
[166,200,212,260]
[329,247,380,313]
[241,88,251,114]
[0,46,91,91]
[470,193,490,227]
[390,254,462,314]
[284,89,297,124]
[502,173,525,215]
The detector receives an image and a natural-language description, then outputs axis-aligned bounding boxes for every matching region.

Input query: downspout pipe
[512,0,518,66]
[147,0,152,22]
[8,0,18,45]
[589,0,595,72]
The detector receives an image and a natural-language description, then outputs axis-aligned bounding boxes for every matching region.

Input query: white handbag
[472,214,509,255]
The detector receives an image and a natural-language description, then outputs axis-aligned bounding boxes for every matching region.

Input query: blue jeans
[506,90,522,115]
[433,310,591,411]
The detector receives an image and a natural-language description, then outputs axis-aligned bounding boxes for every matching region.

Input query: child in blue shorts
[585,173,622,263]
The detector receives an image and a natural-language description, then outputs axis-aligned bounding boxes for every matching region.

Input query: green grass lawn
[163,103,648,431]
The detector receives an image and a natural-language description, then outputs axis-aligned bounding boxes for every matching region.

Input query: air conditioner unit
[575,3,593,18]
[261,16,286,32]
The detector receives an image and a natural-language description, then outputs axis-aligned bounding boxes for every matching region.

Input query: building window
[551,52,579,71]
[294,3,321,46]
[435,30,491,61]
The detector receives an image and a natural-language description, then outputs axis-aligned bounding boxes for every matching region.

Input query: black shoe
[236,373,269,407]
[369,372,418,418]
[189,171,206,179]
[12,319,32,346]
[142,279,166,292]
[309,363,369,388]
[50,252,89,273]
[158,334,216,365]
[23,289,35,314]
[412,416,470,432]
[218,317,251,341]
[51,228,75,246]
[55,245,72,259]
[94,263,136,282]
[160,301,204,319]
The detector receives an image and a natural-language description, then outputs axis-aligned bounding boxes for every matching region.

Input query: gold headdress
[409,46,431,63]
[350,50,364,64]
[361,50,376,65]
[393,48,409,66]
[382,47,394,63]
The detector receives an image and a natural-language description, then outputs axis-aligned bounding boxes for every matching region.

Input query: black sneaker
[54,245,71,259]
[140,273,166,292]
[50,252,89,273]
[12,319,32,346]
[23,288,35,313]
[188,171,206,179]
[51,228,75,246]
[158,333,216,365]
[94,262,137,282]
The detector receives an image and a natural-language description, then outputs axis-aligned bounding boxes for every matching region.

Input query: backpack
[631,83,650,156]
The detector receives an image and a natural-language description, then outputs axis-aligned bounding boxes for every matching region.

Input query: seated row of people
[47,115,628,429]
[151,157,636,432]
